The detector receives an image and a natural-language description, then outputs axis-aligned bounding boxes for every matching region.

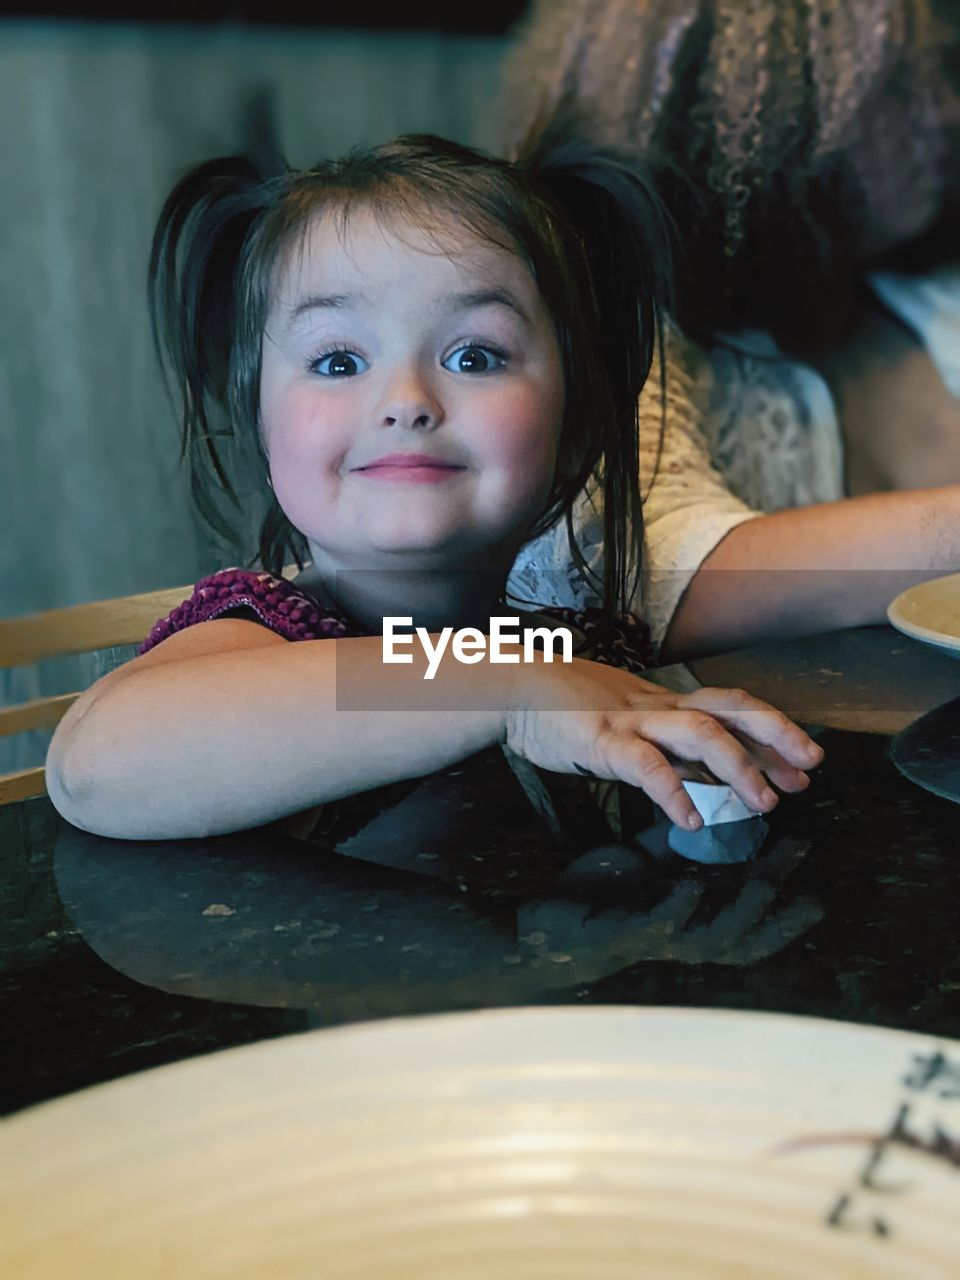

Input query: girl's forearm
[662,486,960,659]
[48,637,508,840]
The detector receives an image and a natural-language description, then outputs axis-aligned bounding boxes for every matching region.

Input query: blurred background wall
[1,6,525,771]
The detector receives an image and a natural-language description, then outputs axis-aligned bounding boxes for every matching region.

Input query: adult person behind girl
[502,0,960,659]
[45,132,821,841]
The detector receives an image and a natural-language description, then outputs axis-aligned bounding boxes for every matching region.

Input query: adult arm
[661,485,960,660]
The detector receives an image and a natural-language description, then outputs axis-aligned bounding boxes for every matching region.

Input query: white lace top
[508,267,960,648]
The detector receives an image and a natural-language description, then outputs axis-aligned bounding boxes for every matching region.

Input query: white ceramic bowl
[3,1006,960,1278]
[887,572,960,659]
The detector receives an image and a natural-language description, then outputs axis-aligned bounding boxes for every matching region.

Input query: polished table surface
[3,625,959,1115]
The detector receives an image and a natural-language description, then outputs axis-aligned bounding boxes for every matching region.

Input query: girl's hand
[504,657,824,831]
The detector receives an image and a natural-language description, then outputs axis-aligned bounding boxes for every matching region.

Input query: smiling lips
[352,453,467,484]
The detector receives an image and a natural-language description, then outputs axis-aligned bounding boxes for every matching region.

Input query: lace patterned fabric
[704,331,845,512]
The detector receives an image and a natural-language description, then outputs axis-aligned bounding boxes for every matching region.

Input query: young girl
[45,131,821,841]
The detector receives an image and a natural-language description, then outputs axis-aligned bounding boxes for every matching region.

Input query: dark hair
[503,0,960,356]
[148,126,672,621]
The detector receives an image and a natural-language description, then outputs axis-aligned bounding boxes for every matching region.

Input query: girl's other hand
[504,657,824,831]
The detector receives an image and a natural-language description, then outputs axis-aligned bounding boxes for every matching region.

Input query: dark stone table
[3,626,959,1115]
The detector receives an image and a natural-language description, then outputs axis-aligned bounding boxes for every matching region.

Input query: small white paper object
[681,780,759,826]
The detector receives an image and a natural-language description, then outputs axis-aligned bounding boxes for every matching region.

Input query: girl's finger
[680,687,824,769]
[754,758,810,794]
[732,736,811,793]
[671,742,809,795]
[634,708,776,813]
[605,734,703,830]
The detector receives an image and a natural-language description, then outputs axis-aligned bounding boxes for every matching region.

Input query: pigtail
[147,157,273,550]
[520,121,675,621]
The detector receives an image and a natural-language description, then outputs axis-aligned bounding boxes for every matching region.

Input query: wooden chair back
[0,569,298,805]
[0,584,194,803]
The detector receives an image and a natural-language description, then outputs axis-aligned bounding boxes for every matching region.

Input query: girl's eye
[442,345,506,375]
[310,350,368,377]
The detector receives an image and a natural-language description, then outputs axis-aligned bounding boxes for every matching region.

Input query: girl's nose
[377,372,445,432]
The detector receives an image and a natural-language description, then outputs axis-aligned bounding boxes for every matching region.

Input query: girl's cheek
[267,385,355,465]
[486,383,563,470]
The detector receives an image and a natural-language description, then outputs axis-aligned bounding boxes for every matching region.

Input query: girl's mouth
[351,454,467,484]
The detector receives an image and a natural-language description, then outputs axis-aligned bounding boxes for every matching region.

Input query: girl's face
[258,208,565,575]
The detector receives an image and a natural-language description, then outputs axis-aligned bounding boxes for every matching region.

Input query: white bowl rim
[887,571,960,652]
